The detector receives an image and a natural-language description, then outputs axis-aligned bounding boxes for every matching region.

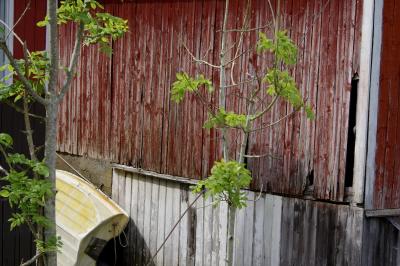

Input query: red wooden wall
[57,0,363,202]
[13,0,46,58]
[372,0,400,209]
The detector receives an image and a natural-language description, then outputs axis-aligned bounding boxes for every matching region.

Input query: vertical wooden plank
[123,172,132,265]
[187,188,198,266]
[252,193,264,266]
[218,201,228,266]
[149,178,160,259]
[211,198,220,266]
[270,195,282,266]
[203,196,213,265]
[353,0,374,204]
[195,194,204,266]
[163,181,174,266]
[243,192,255,265]
[279,197,293,266]
[112,169,119,203]
[179,186,189,266]
[172,182,181,266]
[156,179,167,266]
[143,177,153,262]
[263,194,274,266]
[129,173,139,266]
[334,206,348,266]
[234,202,245,266]
[136,175,146,265]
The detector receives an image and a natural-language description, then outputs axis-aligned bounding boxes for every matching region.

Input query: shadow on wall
[97,218,155,266]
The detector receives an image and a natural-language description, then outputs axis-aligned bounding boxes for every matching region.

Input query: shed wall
[371,0,400,209]
[112,169,399,266]
[57,0,363,202]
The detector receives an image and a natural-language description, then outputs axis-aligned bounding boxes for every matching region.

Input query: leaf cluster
[38,0,128,55]
[171,72,213,102]
[204,108,248,129]
[257,31,315,119]
[0,133,57,250]
[192,160,252,208]
[0,51,49,102]
[257,31,297,65]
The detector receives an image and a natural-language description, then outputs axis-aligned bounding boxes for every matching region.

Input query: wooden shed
[1,0,400,265]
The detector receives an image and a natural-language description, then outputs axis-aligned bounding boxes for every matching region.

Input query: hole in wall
[344,73,359,188]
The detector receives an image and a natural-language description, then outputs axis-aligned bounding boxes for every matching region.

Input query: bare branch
[0,164,9,175]
[20,252,43,266]
[3,100,45,120]
[225,77,257,89]
[223,22,274,33]
[250,109,298,132]
[182,43,220,69]
[267,0,276,30]
[57,23,84,102]
[0,20,29,53]
[243,153,282,160]
[224,46,253,67]
[147,191,204,266]
[0,42,47,105]
[7,1,31,41]
[251,95,279,121]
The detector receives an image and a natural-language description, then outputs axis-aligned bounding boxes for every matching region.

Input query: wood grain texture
[58,0,363,202]
[111,170,394,266]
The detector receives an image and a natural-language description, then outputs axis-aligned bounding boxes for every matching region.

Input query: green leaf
[171,72,212,103]
[0,190,10,198]
[0,133,13,148]
[192,160,252,208]
[33,163,50,177]
[36,20,48,27]
[305,104,315,120]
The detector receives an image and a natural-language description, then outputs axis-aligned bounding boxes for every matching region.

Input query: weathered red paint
[57,0,363,202]
[373,0,400,209]
[13,0,46,57]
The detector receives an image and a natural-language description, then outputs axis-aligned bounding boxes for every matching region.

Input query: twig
[225,77,257,89]
[251,95,279,121]
[7,1,31,41]
[22,42,38,162]
[246,184,264,202]
[0,19,29,54]
[243,153,282,160]
[20,252,43,266]
[58,23,84,101]
[250,109,298,132]
[0,145,12,170]
[3,100,45,120]
[222,22,274,33]
[0,42,46,105]
[0,164,9,175]
[182,43,220,69]
[146,191,204,266]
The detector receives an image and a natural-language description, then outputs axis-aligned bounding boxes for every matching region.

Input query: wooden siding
[57,0,363,202]
[370,0,400,209]
[112,169,400,266]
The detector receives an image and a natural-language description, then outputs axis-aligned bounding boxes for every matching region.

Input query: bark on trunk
[44,100,58,266]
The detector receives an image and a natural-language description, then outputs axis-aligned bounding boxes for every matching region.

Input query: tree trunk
[227,204,236,266]
[44,99,58,266]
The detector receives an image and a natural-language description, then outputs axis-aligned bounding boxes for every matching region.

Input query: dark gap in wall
[345,73,359,188]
